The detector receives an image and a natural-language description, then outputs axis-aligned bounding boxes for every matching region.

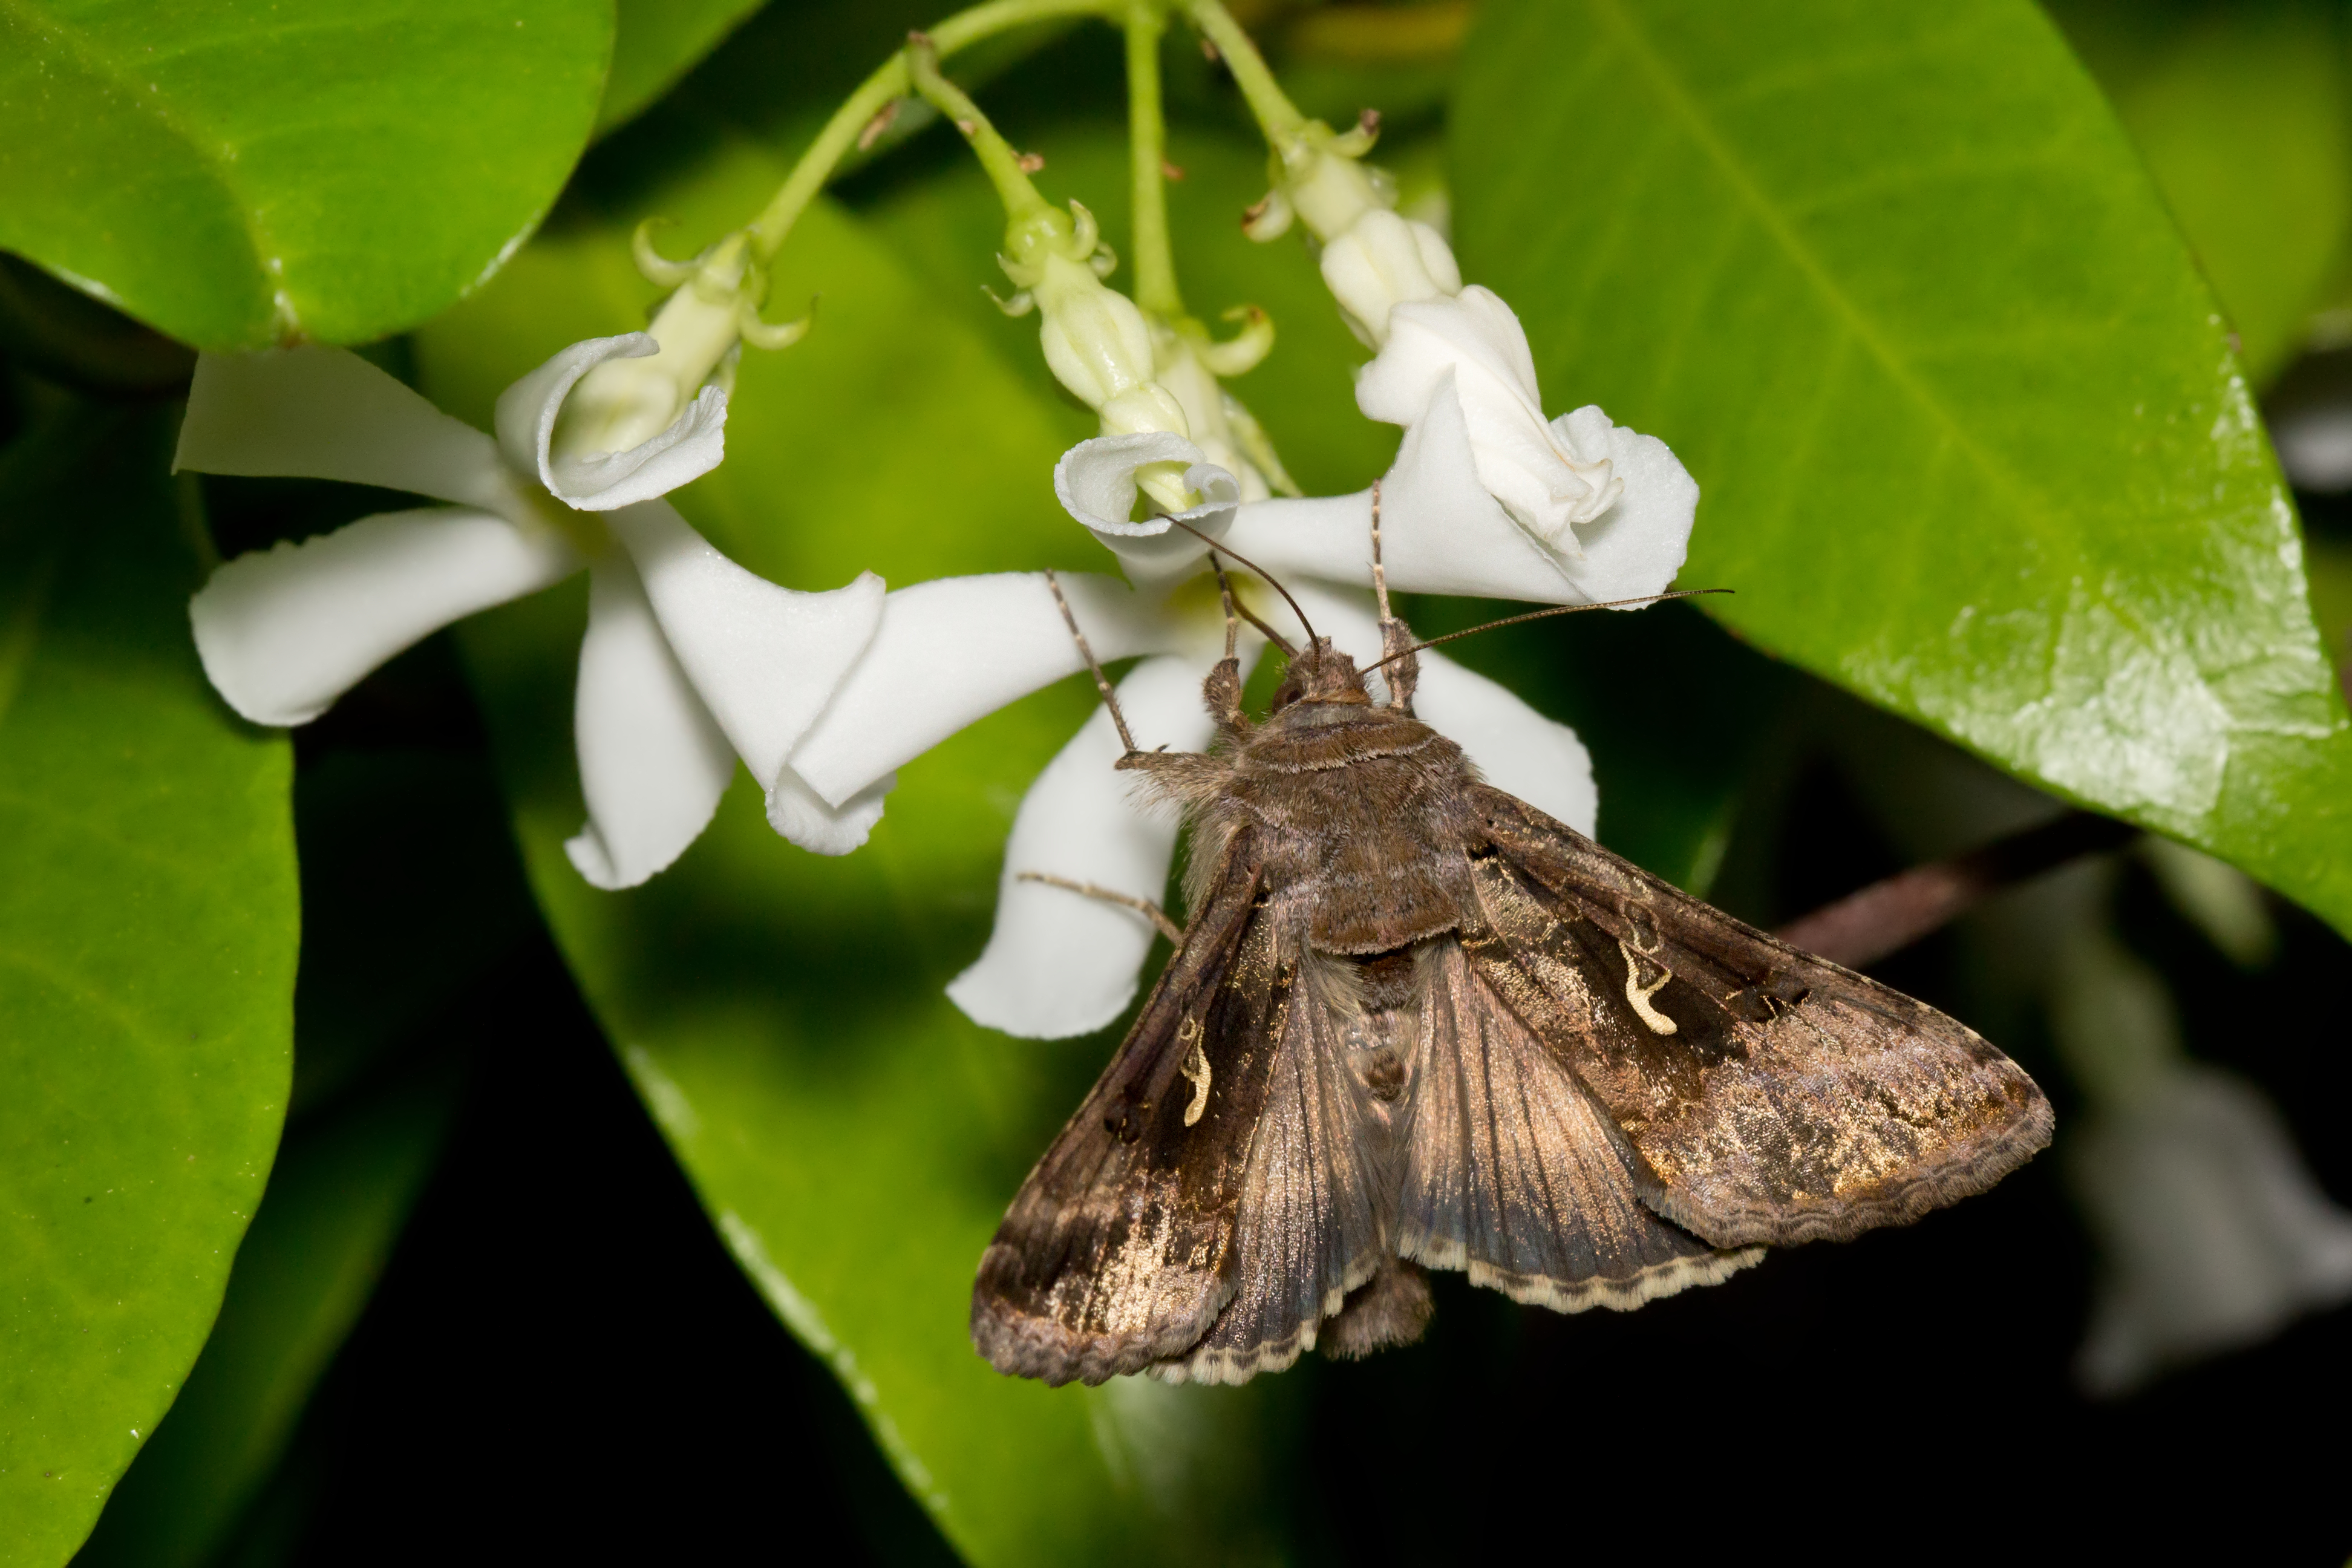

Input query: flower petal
[766,766,895,856]
[175,348,520,515]
[947,655,1221,1039]
[189,506,580,726]
[1054,433,1241,586]
[789,572,1191,809]
[1223,370,1694,606]
[604,500,884,788]
[565,555,738,890]
[2074,1065,2352,1395]
[1285,581,1596,834]
[1220,379,1562,600]
[494,333,728,512]
[1549,406,1700,603]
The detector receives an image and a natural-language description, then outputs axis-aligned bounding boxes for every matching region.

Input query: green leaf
[417,133,1290,1564]
[2045,0,2352,384]
[0,411,297,1567]
[71,1060,460,1568]
[599,0,768,136]
[1453,0,2352,938]
[0,0,614,351]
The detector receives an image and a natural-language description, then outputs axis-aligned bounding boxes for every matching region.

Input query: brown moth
[972,526,2053,1388]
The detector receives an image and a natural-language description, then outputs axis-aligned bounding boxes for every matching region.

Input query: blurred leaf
[2046,0,2352,384]
[0,411,296,1567]
[418,131,1290,1564]
[1455,0,2352,939]
[287,748,534,1117]
[0,0,613,351]
[599,0,768,136]
[72,1062,460,1568]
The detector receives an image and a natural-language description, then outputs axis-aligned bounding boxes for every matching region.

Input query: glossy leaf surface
[0,412,298,1566]
[1454,0,2352,937]
[73,1063,459,1568]
[0,0,612,350]
[2048,0,2352,385]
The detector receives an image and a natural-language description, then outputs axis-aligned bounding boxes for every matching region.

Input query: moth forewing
[1465,786,2055,1249]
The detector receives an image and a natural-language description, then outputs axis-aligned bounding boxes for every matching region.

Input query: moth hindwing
[972,626,2052,1387]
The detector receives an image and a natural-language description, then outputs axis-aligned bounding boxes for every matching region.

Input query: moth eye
[1766,974,1811,1006]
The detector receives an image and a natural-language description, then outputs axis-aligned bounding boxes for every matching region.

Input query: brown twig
[1775,810,2139,969]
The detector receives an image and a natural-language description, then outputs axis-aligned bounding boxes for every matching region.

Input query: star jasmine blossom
[776,436,1608,1040]
[177,339,886,887]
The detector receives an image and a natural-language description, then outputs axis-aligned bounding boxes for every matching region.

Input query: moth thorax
[1269,639,1373,711]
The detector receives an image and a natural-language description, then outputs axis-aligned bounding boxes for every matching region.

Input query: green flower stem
[1125,1,1183,318]
[904,31,1053,223]
[1181,0,1304,140]
[748,0,1116,261]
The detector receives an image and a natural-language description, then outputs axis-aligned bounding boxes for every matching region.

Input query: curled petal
[176,348,521,517]
[190,506,579,726]
[1356,286,1543,436]
[494,333,728,512]
[1547,405,1700,603]
[566,555,738,889]
[1054,433,1241,587]
[606,501,884,789]
[789,572,1191,809]
[1285,581,1596,834]
[948,656,1221,1038]
[1223,370,1694,605]
[766,766,895,856]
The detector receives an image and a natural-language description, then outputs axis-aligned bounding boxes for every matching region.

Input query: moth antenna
[1044,569,1138,754]
[1214,557,1299,656]
[1364,589,1734,673]
[1367,479,1417,714]
[1211,559,1240,661]
[1162,518,1319,652]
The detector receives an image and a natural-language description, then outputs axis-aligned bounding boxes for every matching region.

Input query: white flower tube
[1053,434,1242,588]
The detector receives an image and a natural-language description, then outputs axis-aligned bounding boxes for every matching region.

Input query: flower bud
[1003,201,1197,513]
[1318,208,1462,346]
[556,229,803,464]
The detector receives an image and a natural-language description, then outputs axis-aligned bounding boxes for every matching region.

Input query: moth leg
[1016,871,1184,945]
[1203,561,1252,736]
[1044,568,1138,755]
[1369,479,1419,714]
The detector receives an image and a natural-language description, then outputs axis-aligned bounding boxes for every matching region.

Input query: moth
[973,522,2053,1388]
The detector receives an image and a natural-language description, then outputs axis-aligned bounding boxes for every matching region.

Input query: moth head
[1268,638,1372,712]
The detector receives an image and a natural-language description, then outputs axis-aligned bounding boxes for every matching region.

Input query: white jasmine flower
[785,438,1602,1039]
[1244,129,1697,604]
[2053,929,2352,1394]
[177,341,884,887]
